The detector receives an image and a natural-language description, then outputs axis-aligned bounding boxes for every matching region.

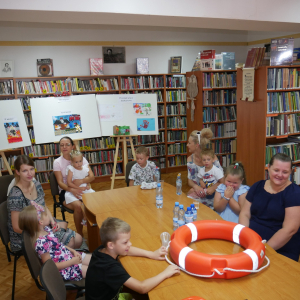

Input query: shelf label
[29,153,34,158]
[100,87,104,91]
[25,90,29,94]
[79,88,83,92]
[48,179,50,183]
[31,139,35,143]
[43,89,47,94]
[80,147,84,151]
[95,87,99,91]
[11,165,15,170]
[28,106,31,110]
[35,168,37,172]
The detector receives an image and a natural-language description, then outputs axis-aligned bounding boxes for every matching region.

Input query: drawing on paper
[133,103,152,116]
[4,117,23,144]
[99,103,123,122]
[137,118,155,131]
[52,114,82,136]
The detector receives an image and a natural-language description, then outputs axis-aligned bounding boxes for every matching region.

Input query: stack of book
[245,47,266,68]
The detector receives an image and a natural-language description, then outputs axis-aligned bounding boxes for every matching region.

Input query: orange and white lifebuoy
[169,220,267,279]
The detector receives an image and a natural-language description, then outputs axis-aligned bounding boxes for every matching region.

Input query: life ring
[170,220,266,279]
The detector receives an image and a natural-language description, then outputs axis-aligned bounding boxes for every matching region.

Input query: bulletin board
[30,94,102,144]
[0,100,32,151]
[96,94,158,136]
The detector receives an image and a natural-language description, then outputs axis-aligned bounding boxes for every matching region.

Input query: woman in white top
[53,136,95,236]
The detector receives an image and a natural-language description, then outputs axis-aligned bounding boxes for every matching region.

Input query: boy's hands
[151,246,168,260]
[206,187,215,195]
[163,265,180,278]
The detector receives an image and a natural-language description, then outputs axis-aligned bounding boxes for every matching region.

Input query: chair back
[0,201,9,246]
[22,230,42,281]
[40,259,66,300]
[50,172,59,197]
[0,174,14,204]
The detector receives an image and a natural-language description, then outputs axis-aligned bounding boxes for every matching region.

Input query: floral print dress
[35,226,82,281]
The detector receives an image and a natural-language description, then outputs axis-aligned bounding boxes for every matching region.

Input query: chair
[22,231,85,297]
[40,259,85,300]
[49,172,74,221]
[125,160,160,186]
[0,174,14,204]
[0,201,23,300]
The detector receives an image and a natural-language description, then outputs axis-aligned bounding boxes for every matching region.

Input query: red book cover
[200,50,216,60]
[245,48,256,68]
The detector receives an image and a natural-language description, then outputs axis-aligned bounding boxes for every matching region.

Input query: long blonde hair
[190,128,213,149]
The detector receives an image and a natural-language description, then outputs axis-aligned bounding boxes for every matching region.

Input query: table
[83,183,300,300]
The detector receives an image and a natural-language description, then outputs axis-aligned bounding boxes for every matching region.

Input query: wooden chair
[0,174,14,204]
[125,160,160,186]
[40,259,85,300]
[49,172,74,221]
[0,201,23,300]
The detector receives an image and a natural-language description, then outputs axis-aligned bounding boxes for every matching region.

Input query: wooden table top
[83,183,300,300]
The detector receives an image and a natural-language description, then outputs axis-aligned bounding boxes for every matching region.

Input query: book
[37,59,53,77]
[222,52,235,70]
[245,49,256,68]
[89,58,103,75]
[270,38,294,66]
[200,59,215,71]
[136,58,149,74]
[214,54,223,70]
[200,50,216,60]
[192,58,201,71]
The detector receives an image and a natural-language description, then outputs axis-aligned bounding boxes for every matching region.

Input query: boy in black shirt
[86,217,180,300]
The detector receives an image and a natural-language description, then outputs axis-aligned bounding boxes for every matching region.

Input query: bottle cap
[187,207,191,211]
[179,204,184,209]
[177,173,181,178]
[175,202,179,206]
[157,183,161,187]
[191,204,195,208]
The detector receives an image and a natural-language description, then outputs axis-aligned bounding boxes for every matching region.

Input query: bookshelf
[186,70,237,169]
[236,66,300,186]
[0,73,188,189]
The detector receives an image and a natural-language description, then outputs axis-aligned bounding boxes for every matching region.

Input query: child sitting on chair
[128,146,156,186]
[65,150,95,225]
[85,217,180,300]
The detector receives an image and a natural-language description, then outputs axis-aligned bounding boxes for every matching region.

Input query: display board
[96,94,158,136]
[31,94,102,144]
[0,100,31,151]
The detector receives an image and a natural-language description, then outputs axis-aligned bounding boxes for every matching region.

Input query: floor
[0,171,189,300]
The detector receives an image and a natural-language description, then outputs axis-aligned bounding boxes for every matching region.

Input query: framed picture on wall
[103,47,126,63]
[0,60,14,77]
[170,56,182,73]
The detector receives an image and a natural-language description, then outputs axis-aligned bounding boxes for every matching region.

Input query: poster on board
[31,94,101,144]
[0,100,31,151]
[96,94,158,136]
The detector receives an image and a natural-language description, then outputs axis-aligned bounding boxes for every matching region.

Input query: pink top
[53,155,88,192]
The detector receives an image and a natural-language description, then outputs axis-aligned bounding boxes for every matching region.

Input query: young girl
[214,162,250,223]
[65,150,95,225]
[19,203,91,280]
[196,148,224,209]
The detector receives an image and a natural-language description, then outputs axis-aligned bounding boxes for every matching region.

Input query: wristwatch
[223,196,230,201]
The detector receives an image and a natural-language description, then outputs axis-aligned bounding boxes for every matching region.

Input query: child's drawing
[133,103,152,116]
[52,114,82,136]
[137,118,155,131]
[4,117,23,144]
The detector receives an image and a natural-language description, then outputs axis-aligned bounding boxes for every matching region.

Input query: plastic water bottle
[176,173,182,195]
[178,204,185,223]
[154,166,160,182]
[173,202,180,219]
[190,204,197,221]
[173,218,179,231]
[178,220,185,227]
[156,183,163,208]
[185,207,193,224]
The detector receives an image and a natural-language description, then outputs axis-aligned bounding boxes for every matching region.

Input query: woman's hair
[200,148,215,159]
[59,136,74,146]
[70,150,83,160]
[269,153,292,170]
[136,146,149,156]
[100,217,131,247]
[225,161,247,185]
[190,128,213,149]
[14,155,35,181]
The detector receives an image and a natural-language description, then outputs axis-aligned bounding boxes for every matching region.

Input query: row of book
[34,157,54,172]
[91,163,122,177]
[0,155,17,171]
[168,155,187,167]
[20,98,31,110]
[24,112,33,125]
[0,80,14,94]
[267,68,300,90]
[23,143,60,157]
[165,76,186,88]
[203,90,237,106]
[267,91,300,113]
[204,122,237,138]
[167,131,187,142]
[79,137,116,149]
[120,76,164,90]
[203,72,236,88]
[218,154,237,168]
[166,116,187,129]
[16,80,69,94]
[265,142,300,165]
[128,145,166,159]
[36,172,51,184]
[158,105,164,116]
[210,139,237,154]
[266,113,300,136]
[83,150,123,164]
[71,78,119,92]
[167,143,187,155]
[122,90,163,102]
[28,128,35,140]
[132,133,164,145]
[203,106,237,123]
[152,157,166,169]
[166,103,186,115]
[166,90,187,102]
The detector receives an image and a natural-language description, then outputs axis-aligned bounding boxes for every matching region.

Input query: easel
[110,135,137,189]
[0,150,14,176]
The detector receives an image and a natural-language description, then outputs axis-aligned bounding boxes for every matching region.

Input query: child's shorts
[78,252,86,270]
[65,188,95,204]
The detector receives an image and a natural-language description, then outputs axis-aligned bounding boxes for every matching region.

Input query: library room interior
[2,1,300,300]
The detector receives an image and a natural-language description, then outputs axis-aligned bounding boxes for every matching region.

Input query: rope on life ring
[166,220,270,279]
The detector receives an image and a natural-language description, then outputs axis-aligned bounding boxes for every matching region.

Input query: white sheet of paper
[99,103,123,122]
